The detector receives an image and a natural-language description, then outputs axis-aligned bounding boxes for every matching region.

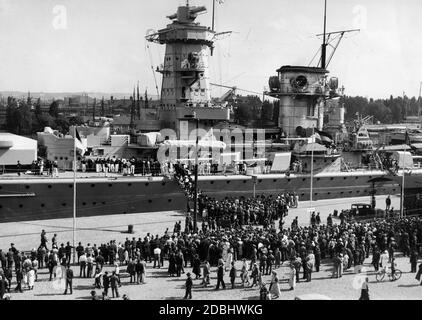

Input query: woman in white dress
[289,262,296,290]
[269,271,281,299]
[240,259,250,287]
[225,249,233,272]
[27,268,35,290]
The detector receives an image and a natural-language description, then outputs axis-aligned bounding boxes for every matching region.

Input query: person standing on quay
[229,261,237,289]
[184,272,193,300]
[416,263,422,285]
[359,277,370,300]
[216,261,226,290]
[110,271,119,298]
[64,265,73,295]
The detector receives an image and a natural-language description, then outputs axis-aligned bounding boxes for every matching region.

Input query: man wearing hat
[184,272,193,299]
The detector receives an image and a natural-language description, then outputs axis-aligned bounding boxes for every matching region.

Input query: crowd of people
[80,157,162,177]
[198,193,298,230]
[1,192,422,301]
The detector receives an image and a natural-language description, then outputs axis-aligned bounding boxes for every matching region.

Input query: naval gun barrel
[167,6,207,21]
[167,13,178,20]
[190,6,207,15]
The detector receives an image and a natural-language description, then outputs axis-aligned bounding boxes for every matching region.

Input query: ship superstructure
[146,2,229,139]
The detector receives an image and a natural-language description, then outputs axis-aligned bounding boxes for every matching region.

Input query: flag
[75,128,82,144]
[316,130,333,146]
[74,128,86,154]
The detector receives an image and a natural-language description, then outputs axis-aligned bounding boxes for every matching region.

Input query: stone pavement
[2,194,418,301]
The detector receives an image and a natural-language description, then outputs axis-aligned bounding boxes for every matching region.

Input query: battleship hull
[0,171,408,223]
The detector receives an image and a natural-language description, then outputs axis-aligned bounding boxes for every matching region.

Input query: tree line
[343,95,422,124]
[1,97,84,136]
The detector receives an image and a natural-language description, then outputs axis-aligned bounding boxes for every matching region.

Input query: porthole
[148,200,152,203]
[302,179,306,182]
[343,177,347,180]
[82,202,86,206]
[41,204,45,208]
[25,185,30,189]
[62,203,66,207]
[162,182,166,186]
[108,184,112,187]
[68,185,73,188]
[287,179,291,182]
[317,178,320,181]
[226,181,230,184]
[210,181,214,185]
[258,180,262,183]
[0,205,2,209]
[330,177,334,181]
[145,183,149,187]
[128,183,132,187]
[102,202,106,205]
[19,204,23,208]
[93,202,97,206]
[273,180,277,183]
[243,181,247,184]
[91,184,95,188]
[168,199,172,203]
[48,185,52,189]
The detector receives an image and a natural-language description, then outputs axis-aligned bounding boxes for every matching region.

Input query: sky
[0,0,421,99]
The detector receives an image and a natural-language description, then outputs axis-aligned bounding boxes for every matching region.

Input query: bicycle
[375,268,402,282]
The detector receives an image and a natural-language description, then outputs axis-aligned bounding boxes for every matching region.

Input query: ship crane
[210,82,273,113]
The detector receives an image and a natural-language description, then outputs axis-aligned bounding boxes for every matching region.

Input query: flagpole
[310,126,315,212]
[73,126,77,264]
[400,127,407,218]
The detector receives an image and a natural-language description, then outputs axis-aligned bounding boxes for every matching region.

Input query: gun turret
[167,6,207,23]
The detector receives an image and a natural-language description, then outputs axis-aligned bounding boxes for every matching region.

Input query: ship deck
[2,167,421,183]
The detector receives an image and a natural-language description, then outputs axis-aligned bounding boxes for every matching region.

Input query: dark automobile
[350,203,375,218]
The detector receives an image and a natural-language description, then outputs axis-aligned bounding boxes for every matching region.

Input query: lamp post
[193,116,199,233]
[310,126,315,212]
[400,142,407,218]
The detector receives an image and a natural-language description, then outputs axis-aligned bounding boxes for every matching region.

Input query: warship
[1,1,421,223]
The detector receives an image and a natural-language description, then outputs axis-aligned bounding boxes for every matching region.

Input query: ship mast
[321,0,327,69]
